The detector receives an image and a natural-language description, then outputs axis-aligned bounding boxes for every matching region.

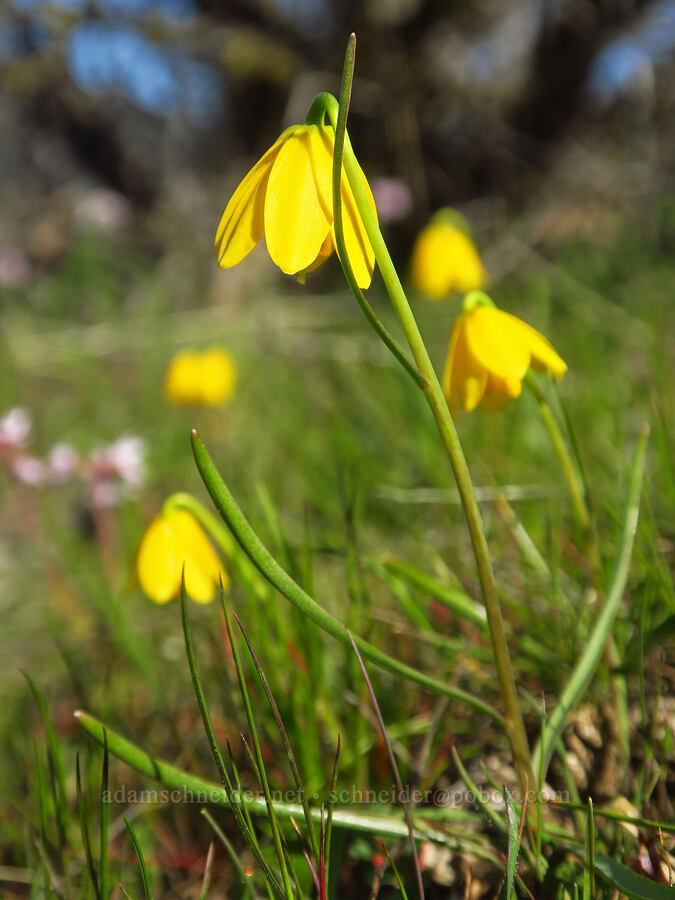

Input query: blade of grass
[123,816,152,900]
[324,735,341,895]
[76,750,101,900]
[498,786,520,900]
[550,801,675,835]
[290,816,320,893]
[534,425,650,774]
[225,737,266,869]
[34,743,50,850]
[451,746,505,835]
[74,711,459,845]
[23,673,68,845]
[347,630,425,900]
[583,798,595,900]
[199,841,215,900]
[191,430,503,724]
[222,603,294,900]
[100,730,109,900]
[180,578,285,898]
[233,610,319,864]
[381,560,487,631]
[381,843,410,900]
[201,809,255,899]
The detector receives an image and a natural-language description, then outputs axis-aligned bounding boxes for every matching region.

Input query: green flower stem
[524,373,590,533]
[73,710,465,845]
[533,425,649,775]
[319,52,534,802]
[190,430,503,725]
[306,87,424,389]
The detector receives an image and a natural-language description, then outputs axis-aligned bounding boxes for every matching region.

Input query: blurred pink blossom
[101,435,146,487]
[48,443,79,483]
[74,190,131,232]
[90,481,122,509]
[0,408,31,450]
[370,178,413,223]
[0,247,31,289]
[87,435,146,507]
[12,455,47,486]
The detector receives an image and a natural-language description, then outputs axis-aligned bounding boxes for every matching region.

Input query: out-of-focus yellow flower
[164,348,236,407]
[136,508,228,604]
[443,291,567,417]
[411,210,486,300]
[215,123,377,289]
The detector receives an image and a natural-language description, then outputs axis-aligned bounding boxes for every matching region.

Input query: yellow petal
[463,307,531,384]
[518,321,567,378]
[411,223,485,299]
[318,126,377,290]
[442,314,487,417]
[264,125,332,274]
[164,351,202,406]
[297,233,333,283]
[411,224,453,299]
[198,348,237,406]
[480,379,515,412]
[136,509,227,605]
[215,128,293,268]
[136,515,183,604]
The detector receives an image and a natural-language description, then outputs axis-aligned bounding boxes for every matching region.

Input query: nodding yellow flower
[411,210,486,300]
[164,348,236,407]
[443,291,567,417]
[136,508,228,604]
[215,123,377,289]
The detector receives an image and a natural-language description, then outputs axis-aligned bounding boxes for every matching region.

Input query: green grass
[0,204,673,898]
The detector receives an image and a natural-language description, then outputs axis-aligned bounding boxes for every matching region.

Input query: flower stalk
[524,372,590,533]
[326,36,535,803]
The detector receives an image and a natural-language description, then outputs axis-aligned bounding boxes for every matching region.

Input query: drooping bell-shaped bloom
[215,123,377,289]
[164,348,237,407]
[411,210,486,300]
[443,292,567,417]
[136,508,228,604]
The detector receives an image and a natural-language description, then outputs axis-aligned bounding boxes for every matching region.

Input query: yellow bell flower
[443,291,567,417]
[411,210,486,300]
[215,123,377,289]
[164,348,236,407]
[136,508,228,604]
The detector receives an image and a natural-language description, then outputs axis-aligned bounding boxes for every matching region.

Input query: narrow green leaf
[190,430,503,724]
[76,750,101,900]
[222,603,294,900]
[123,816,152,900]
[324,735,341,896]
[100,730,109,900]
[234,610,319,863]
[198,841,215,900]
[348,631,425,900]
[381,843,410,900]
[180,578,285,898]
[593,853,675,900]
[535,425,650,773]
[201,809,255,899]
[74,710,455,845]
[499,786,520,900]
[382,560,487,630]
[583,797,595,900]
[23,673,68,844]
[451,747,505,835]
